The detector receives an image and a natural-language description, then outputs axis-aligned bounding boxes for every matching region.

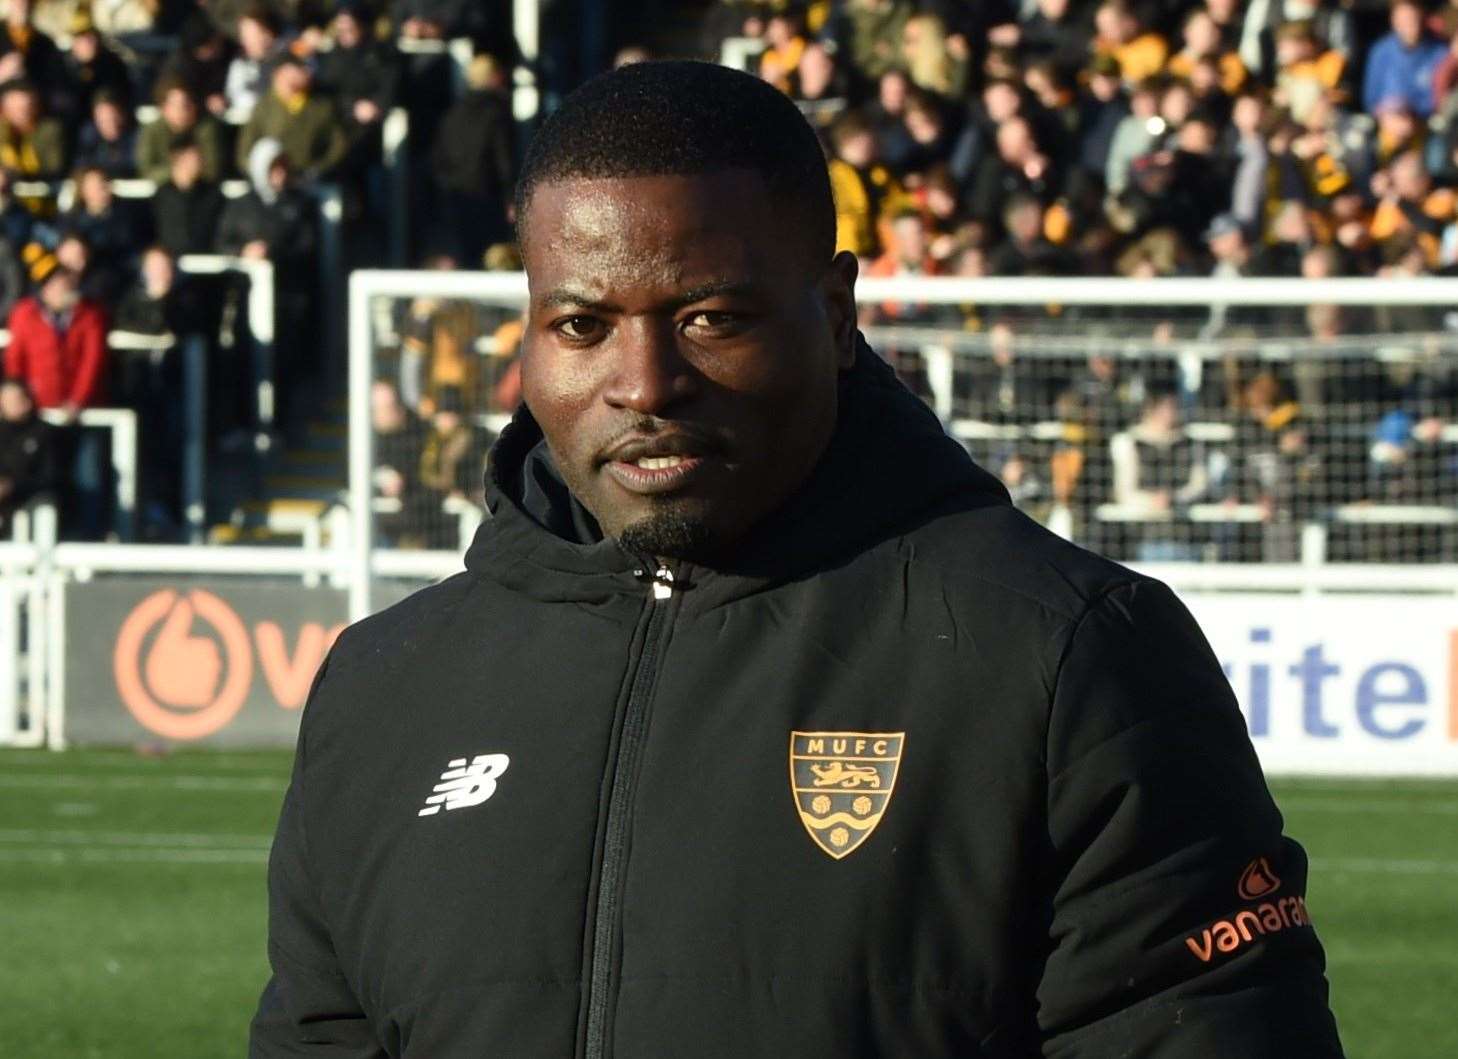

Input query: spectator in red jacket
[3,256,108,417]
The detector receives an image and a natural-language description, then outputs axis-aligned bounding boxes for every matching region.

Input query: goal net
[346,271,1458,617]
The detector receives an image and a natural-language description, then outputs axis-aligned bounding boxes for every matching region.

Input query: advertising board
[56,578,1458,773]
[63,578,419,747]
[1186,595,1458,776]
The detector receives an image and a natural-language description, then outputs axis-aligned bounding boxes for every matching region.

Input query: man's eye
[684,311,741,333]
[555,316,602,341]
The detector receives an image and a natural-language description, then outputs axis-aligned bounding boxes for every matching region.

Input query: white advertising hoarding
[1181,594,1458,777]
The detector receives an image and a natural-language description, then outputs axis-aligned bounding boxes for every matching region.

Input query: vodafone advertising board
[1185,595,1458,776]
[64,579,417,747]
[60,578,1458,773]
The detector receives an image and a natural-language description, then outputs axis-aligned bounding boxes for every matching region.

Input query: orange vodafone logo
[114,589,253,740]
[112,589,344,740]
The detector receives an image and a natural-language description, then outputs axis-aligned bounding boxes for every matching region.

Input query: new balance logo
[417,753,511,817]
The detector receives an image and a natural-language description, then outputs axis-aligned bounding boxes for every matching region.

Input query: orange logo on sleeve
[1184,856,1311,964]
[1237,856,1281,900]
[114,589,253,740]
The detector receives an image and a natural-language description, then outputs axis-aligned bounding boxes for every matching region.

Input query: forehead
[521,171,794,298]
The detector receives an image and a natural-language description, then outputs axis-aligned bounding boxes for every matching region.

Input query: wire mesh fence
[352,273,1458,582]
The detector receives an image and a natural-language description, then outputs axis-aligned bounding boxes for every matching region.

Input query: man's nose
[602,317,696,415]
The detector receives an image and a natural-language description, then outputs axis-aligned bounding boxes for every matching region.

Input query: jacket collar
[464,334,1010,609]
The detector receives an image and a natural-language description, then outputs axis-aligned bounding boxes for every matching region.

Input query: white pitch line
[0,753,294,772]
[0,829,271,849]
[1309,857,1458,876]
[1278,797,1458,816]
[0,774,286,792]
[0,847,267,865]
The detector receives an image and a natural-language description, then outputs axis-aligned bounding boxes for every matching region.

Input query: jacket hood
[247,137,284,204]
[464,335,1010,606]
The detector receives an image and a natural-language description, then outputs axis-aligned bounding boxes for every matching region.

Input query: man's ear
[821,250,859,369]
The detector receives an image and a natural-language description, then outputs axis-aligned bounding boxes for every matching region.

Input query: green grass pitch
[0,748,1454,1057]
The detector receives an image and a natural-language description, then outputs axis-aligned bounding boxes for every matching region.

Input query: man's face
[798,44,833,95]
[79,171,110,212]
[519,170,857,560]
[40,272,78,313]
[1007,202,1041,243]
[171,146,201,187]
[371,381,403,430]
[1210,229,1244,260]
[1392,152,1429,199]
[274,63,309,99]
[878,71,907,112]
[996,119,1033,163]
[1185,12,1219,53]
[1146,397,1179,432]
[142,248,173,293]
[72,30,98,62]
[94,100,123,138]
[1,88,35,128]
[239,17,276,59]
[335,12,362,48]
[1393,2,1422,46]
[162,88,196,131]
[837,130,873,167]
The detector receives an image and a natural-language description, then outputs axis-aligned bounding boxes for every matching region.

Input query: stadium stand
[4,0,1458,569]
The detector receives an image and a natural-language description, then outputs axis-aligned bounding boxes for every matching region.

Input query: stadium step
[262,475,347,501]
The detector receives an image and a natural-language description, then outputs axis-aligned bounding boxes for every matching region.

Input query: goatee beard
[617,509,715,562]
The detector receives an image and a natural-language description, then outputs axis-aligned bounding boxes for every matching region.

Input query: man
[217,138,317,432]
[0,79,65,189]
[1092,0,1168,84]
[61,166,147,290]
[4,259,106,414]
[1109,389,1210,560]
[151,139,225,258]
[72,89,137,177]
[216,139,316,276]
[135,78,226,185]
[5,258,108,537]
[235,56,349,182]
[428,53,515,267]
[370,377,426,548]
[0,376,58,536]
[1362,0,1445,117]
[313,2,400,175]
[223,4,283,118]
[54,10,131,128]
[252,61,1344,1056]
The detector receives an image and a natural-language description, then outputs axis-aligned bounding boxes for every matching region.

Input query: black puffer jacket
[251,342,1343,1058]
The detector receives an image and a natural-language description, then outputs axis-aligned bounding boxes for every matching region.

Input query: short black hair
[515,60,835,266]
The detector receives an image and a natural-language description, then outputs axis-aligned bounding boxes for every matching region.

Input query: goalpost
[346,271,1458,620]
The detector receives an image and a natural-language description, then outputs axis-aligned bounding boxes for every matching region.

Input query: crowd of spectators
[709,0,1458,560]
[0,0,515,540]
[1,0,1455,557]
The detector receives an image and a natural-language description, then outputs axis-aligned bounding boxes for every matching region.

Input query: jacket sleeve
[67,307,108,407]
[1036,579,1343,1057]
[250,659,387,1058]
[4,305,23,381]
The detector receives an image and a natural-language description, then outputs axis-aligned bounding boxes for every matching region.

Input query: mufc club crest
[789,731,905,859]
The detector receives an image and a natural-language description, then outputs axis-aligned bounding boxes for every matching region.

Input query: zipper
[582,563,677,1059]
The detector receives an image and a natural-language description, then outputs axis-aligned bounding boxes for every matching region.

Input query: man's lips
[604,454,709,495]
[597,434,722,496]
